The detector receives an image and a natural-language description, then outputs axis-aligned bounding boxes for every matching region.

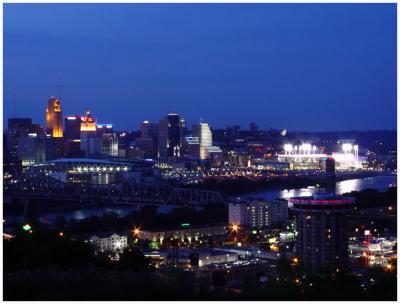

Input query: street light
[231,224,239,233]
[133,227,141,236]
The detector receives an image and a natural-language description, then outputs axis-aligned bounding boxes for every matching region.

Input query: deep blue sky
[4,4,397,131]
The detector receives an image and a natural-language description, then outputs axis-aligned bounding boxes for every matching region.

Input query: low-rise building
[139,223,228,244]
[88,232,128,253]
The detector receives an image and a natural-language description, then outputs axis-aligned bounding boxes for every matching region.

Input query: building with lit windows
[191,122,222,160]
[139,224,228,244]
[45,97,63,138]
[88,232,128,253]
[6,118,32,160]
[229,198,288,229]
[18,133,54,166]
[290,194,355,274]
[101,133,119,156]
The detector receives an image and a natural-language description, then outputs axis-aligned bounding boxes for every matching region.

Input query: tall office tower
[167,113,182,157]
[80,110,97,156]
[64,115,83,157]
[96,124,114,136]
[290,195,355,274]
[45,97,63,138]
[101,133,118,156]
[64,116,82,140]
[6,118,32,160]
[158,114,184,158]
[180,118,187,137]
[158,118,169,158]
[140,120,151,138]
[17,133,55,166]
[191,122,222,160]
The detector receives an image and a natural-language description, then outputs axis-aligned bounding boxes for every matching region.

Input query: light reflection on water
[245,175,396,201]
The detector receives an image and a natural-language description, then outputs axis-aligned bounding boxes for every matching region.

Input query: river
[30,174,396,224]
[243,174,397,200]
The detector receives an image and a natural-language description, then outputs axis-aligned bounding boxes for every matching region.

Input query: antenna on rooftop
[57,73,63,101]
[13,88,17,118]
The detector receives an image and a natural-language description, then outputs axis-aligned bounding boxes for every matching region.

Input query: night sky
[4,3,397,132]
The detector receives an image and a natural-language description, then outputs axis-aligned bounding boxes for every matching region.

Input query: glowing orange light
[231,224,239,233]
[133,227,141,236]
[59,232,64,237]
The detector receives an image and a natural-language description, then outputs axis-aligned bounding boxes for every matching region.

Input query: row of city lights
[76,166,129,172]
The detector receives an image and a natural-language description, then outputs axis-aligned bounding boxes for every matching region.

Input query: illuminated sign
[22,224,32,231]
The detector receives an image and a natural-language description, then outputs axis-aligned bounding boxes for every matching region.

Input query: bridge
[5,172,223,207]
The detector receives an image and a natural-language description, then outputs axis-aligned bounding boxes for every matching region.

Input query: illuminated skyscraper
[45,97,63,138]
[191,122,222,160]
[80,110,97,156]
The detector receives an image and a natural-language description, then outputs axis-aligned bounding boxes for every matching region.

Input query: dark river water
[33,174,396,223]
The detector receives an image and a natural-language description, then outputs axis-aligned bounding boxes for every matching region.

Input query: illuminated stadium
[278,143,362,170]
[26,158,152,184]
[29,158,133,173]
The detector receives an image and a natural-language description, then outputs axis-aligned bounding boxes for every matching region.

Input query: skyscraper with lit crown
[80,109,97,156]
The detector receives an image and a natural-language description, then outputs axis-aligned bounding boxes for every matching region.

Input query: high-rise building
[158,114,184,158]
[290,195,355,274]
[64,115,83,158]
[229,198,288,228]
[64,116,81,140]
[80,110,97,156]
[6,118,32,160]
[167,113,182,157]
[102,133,118,156]
[45,97,63,138]
[191,122,222,160]
[140,120,151,138]
[158,118,169,158]
[18,133,54,166]
[96,124,114,136]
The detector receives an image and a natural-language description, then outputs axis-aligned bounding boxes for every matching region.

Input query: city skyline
[4,3,397,132]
